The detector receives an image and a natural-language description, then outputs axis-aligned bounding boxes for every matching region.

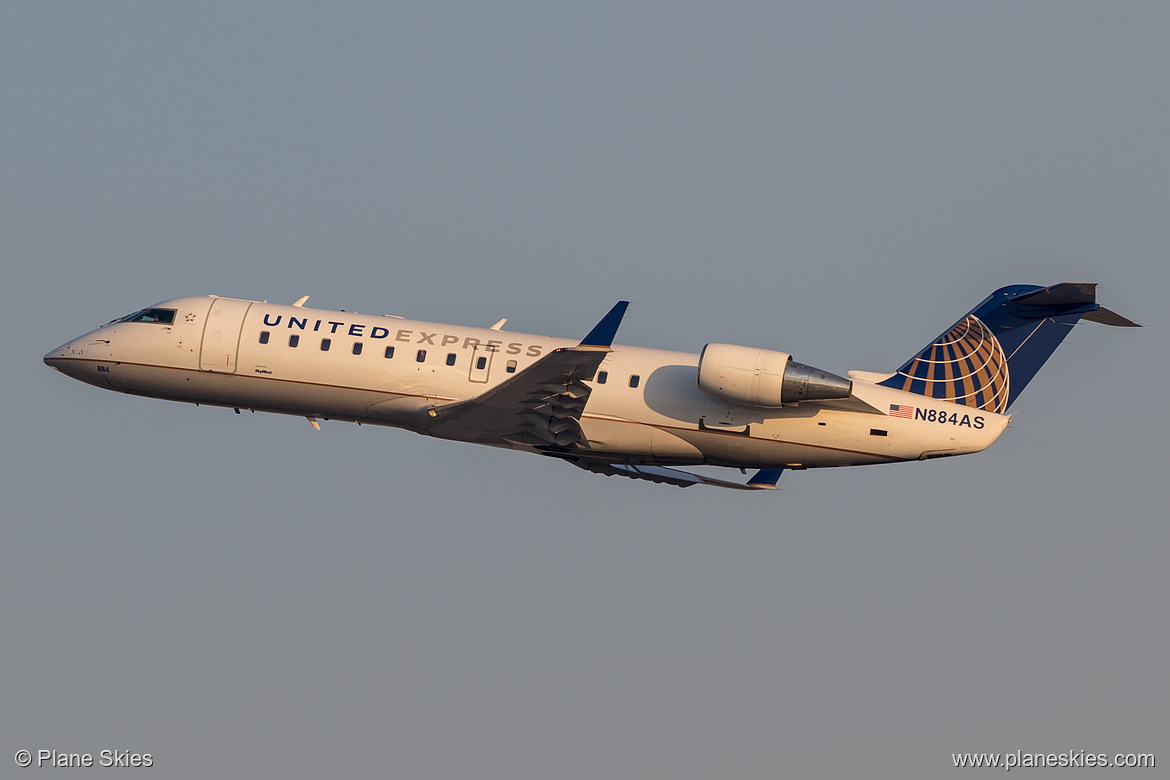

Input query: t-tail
[879,283,1139,412]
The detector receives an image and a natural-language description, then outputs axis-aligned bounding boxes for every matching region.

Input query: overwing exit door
[468,344,494,383]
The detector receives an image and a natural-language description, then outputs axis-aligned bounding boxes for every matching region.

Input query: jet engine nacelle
[697,343,853,407]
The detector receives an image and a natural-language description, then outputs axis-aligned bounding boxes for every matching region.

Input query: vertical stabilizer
[879,283,1138,411]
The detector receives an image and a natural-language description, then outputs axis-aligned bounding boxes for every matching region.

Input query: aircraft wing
[562,458,784,490]
[422,302,628,448]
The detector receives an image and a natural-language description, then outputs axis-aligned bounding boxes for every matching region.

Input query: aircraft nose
[44,342,71,369]
[43,335,90,376]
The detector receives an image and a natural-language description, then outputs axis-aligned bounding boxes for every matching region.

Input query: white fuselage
[44,296,1009,471]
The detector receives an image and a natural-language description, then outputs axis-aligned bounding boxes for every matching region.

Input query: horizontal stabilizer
[1011,282,1097,307]
[1082,306,1141,327]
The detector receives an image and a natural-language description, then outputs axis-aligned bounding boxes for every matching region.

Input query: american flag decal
[888,404,914,419]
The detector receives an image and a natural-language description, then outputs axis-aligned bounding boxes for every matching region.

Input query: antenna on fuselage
[292,296,310,307]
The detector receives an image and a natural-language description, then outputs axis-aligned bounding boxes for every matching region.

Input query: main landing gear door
[199,297,253,373]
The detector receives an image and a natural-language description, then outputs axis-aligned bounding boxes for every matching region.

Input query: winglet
[579,301,629,348]
[746,468,784,489]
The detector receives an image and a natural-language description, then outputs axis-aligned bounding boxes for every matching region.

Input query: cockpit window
[116,308,176,325]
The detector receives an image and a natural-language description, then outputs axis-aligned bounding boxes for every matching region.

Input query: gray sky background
[3,3,1166,778]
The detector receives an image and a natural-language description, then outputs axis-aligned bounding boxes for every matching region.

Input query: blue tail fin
[879,283,1138,412]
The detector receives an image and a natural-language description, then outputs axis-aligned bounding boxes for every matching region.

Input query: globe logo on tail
[891,315,1009,413]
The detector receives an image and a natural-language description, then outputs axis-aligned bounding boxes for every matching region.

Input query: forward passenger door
[199,297,253,373]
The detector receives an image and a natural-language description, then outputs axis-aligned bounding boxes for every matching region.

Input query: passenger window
[259,331,270,344]
[476,356,487,370]
[353,342,363,355]
[597,370,608,384]
[321,338,331,351]
[446,353,457,366]
[506,360,517,373]
[384,346,394,359]
[416,349,426,362]
[629,375,640,388]
[289,334,300,348]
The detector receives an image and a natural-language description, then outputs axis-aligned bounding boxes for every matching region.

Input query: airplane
[44,283,1138,490]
